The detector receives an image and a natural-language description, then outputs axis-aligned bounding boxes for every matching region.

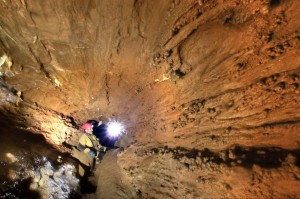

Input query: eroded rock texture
[0,0,299,198]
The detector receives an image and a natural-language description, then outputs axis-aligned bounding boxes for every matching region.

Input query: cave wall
[0,0,299,198]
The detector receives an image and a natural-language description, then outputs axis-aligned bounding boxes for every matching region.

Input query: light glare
[107,121,124,137]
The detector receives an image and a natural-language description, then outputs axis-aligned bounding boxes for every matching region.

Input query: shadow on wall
[151,145,300,169]
[0,119,62,161]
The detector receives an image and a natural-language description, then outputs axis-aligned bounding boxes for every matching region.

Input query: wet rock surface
[0,0,299,198]
[0,126,81,199]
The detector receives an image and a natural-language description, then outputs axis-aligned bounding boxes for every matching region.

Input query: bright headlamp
[107,121,124,137]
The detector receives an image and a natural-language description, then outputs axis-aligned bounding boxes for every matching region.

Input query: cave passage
[0,0,299,198]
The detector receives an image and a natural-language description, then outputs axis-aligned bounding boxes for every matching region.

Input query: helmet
[81,122,93,131]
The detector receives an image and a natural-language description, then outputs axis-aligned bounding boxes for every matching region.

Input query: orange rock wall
[0,0,299,198]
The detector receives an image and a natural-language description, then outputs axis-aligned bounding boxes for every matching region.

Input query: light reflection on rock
[5,153,17,163]
[30,161,80,199]
[0,152,80,199]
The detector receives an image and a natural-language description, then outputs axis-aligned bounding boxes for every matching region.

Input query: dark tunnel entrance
[88,120,118,148]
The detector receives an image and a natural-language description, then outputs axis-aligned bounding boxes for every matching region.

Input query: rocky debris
[0,150,80,199]
[28,162,80,199]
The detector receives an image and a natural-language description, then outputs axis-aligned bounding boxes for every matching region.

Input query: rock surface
[0,0,299,198]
